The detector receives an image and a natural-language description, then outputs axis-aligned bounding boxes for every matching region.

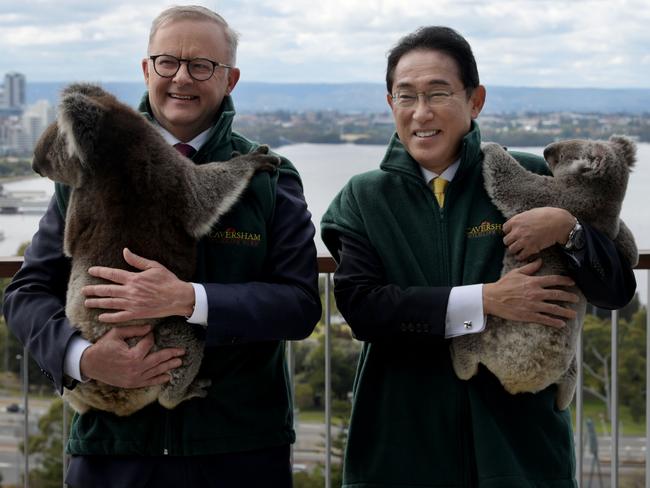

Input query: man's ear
[469,85,486,119]
[386,92,395,112]
[58,91,104,168]
[142,57,151,86]
[225,67,241,95]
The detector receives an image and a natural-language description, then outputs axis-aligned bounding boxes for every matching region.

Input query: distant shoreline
[0,175,40,185]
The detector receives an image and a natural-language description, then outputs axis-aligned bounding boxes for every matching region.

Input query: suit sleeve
[562,222,636,309]
[2,198,79,393]
[202,174,321,345]
[333,233,451,341]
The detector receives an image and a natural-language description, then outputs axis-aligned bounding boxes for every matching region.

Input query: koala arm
[614,219,639,267]
[2,198,79,394]
[183,147,280,239]
[482,143,556,218]
[201,174,321,344]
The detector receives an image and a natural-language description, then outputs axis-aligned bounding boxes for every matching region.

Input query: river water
[1,142,648,299]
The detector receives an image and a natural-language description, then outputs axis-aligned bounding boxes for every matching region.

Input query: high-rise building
[3,72,26,109]
[22,99,55,152]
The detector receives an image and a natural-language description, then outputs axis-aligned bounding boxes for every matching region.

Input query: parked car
[5,403,24,413]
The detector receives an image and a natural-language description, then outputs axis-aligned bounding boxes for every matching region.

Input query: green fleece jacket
[321,123,577,488]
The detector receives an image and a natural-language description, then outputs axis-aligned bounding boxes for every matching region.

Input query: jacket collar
[379,121,483,185]
[138,92,236,161]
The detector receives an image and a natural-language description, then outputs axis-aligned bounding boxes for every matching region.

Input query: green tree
[303,329,361,404]
[582,307,647,423]
[618,308,646,422]
[23,398,64,488]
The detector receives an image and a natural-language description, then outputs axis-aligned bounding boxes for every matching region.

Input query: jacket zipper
[163,410,171,455]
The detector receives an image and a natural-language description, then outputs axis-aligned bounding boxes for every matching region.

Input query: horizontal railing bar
[0,251,649,278]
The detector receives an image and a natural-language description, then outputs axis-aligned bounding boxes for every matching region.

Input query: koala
[450,136,638,410]
[32,83,280,416]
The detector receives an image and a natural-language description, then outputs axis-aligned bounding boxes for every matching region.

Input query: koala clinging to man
[32,83,280,416]
[450,135,638,410]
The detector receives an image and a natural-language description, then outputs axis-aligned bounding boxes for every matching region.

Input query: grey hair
[148,5,239,65]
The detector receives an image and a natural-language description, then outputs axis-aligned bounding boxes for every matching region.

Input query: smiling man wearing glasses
[4,5,320,488]
[322,26,635,487]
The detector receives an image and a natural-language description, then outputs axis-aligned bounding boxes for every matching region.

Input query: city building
[2,72,26,109]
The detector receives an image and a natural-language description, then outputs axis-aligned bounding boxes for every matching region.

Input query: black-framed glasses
[149,54,232,81]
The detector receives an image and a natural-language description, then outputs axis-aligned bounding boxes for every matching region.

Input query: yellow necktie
[432,177,449,208]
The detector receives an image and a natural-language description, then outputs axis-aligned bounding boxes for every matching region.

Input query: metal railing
[1,253,650,488]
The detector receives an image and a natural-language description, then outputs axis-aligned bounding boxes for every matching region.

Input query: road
[0,400,647,485]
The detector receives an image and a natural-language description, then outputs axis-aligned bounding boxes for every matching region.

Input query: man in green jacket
[4,6,320,487]
[321,26,635,487]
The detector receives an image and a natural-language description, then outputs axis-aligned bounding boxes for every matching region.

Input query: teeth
[415,130,439,137]
[170,94,195,100]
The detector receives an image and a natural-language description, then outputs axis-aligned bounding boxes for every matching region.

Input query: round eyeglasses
[149,54,233,82]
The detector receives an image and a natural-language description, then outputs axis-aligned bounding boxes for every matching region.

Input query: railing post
[646,271,650,488]
[324,273,332,488]
[63,401,69,488]
[576,327,584,487]
[611,310,619,488]
[287,340,295,467]
[22,347,29,488]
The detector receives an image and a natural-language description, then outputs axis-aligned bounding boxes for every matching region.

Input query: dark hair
[386,26,479,94]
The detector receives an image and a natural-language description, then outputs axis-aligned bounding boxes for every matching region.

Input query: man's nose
[412,97,434,121]
[173,62,193,83]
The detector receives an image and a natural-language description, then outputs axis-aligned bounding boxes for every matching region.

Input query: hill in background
[27,81,650,115]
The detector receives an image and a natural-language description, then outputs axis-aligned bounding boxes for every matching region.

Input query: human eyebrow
[393,79,454,90]
[425,79,454,89]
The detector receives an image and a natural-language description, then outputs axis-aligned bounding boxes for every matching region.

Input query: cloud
[1,0,649,87]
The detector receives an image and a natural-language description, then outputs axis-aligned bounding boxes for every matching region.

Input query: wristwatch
[564,219,585,251]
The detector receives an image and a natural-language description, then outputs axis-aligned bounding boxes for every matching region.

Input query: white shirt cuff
[444,284,486,338]
[64,335,93,382]
[187,283,208,326]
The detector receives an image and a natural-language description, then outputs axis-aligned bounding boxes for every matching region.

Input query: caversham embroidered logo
[466,221,503,239]
[208,227,262,247]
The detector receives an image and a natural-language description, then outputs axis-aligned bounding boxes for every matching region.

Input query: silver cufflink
[463,321,472,329]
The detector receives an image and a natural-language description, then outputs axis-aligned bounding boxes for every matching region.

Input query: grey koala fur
[449,136,638,410]
[32,83,280,416]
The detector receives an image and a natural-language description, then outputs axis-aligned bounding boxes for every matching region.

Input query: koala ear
[609,135,637,168]
[58,90,105,168]
[62,82,108,99]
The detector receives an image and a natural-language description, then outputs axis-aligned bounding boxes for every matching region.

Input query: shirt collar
[419,158,460,184]
[154,122,212,152]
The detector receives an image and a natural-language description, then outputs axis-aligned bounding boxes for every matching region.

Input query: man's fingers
[98,311,139,323]
[536,274,576,289]
[109,323,153,338]
[537,301,577,320]
[142,356,184,381]
[530,313,567,329]
[129,331,156,356]
[123,247,159,271]
[543,288,580,304]
[82,284,125,298]
[84,297,129,310]
[87,266,131,284]
[142,348,186,369]
[515,258,543,275]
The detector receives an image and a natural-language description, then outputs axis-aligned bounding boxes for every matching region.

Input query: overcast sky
[1,0,649,88]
